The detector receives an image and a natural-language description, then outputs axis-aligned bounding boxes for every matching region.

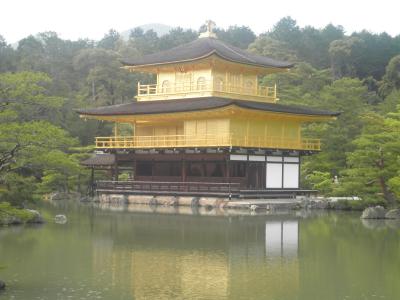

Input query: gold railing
[95,134,320,151]
[137,80,277,102]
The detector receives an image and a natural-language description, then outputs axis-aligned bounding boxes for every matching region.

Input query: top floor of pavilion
[121,21,293,102]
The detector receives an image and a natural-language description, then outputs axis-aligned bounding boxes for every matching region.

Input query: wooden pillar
[226,156,230,183]
[262,162,266,189]
[114,123,118,138]
[245,160,250,188]
[133,156,136,180]
[89,167,95,197]
[151,159,154,182]
[113,155,119,181]
[182,159,186,182]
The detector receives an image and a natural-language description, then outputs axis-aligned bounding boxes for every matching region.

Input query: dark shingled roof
[122,37,293,69]
[81,154,116,166]
[76,97,340,117]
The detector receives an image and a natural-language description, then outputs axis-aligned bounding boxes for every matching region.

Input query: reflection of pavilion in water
[265,220,299,257]
[90,212,299,299]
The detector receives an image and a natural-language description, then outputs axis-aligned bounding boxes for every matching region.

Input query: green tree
[262,62,332,105]
[385,55,400,89]
[269,16,301,49]
[302,78,371,176]
[0,72,63,122]
[379,55,400,97]
[0,72,81,205]
[0,35,17,72]
[98,29,121,50]
[216,25,256,49]
[248,36,298,62]
[158,27,197,50]
[16,35,46,72]
[351,31,400,79]
[0,121,79,204]
[338,112,400,205]
[296,24,344,68]
[72,48,135,105]
[328,37,364,79]
[129,28,160,54]
[378,88,400,114]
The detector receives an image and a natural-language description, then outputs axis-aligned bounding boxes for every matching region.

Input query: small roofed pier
[77,21,339,200]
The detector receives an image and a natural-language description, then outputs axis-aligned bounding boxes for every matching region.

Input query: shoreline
[85,193,382,212]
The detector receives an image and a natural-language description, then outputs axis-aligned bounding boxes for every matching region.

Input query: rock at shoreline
[250,205,259,211]
[361,206,387,219]
[26,209,44,224]
[0,280,5,291]
[309,200,329,209]
[54,215,67,224]
[385,209,400,219]
[0,215,23,225]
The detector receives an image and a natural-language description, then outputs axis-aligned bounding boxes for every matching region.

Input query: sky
[1,0,400,43]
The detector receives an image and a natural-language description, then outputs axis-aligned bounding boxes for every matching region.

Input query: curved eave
[77,104,338,123]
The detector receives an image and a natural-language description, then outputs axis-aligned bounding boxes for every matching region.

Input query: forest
[0,17,400,206]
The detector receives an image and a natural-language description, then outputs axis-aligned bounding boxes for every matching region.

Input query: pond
[0,202,399,300]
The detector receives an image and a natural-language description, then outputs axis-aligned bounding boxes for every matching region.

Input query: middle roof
[77,97,339,118]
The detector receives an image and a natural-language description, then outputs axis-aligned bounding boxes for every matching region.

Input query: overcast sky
[1,0,399,43]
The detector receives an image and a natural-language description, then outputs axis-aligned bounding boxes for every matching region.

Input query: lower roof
[80,154,116,166]
[76,97,340,118]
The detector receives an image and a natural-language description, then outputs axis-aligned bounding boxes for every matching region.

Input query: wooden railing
[96,180,240,195]
[137,80,277,102]
[95,134,320,151]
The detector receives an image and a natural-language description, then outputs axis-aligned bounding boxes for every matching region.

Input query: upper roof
[76,97,339,118]
[121,37,294,69]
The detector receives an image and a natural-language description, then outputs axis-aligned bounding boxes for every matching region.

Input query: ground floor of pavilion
[82,148,316,198]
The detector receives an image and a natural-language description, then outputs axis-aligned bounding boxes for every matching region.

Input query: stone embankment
[95,194,303,211]
[91,193,392,213]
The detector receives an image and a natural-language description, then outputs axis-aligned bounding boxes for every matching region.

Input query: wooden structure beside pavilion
[77,22,339,199]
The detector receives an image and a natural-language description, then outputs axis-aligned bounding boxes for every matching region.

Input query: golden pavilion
[78,22,338,197]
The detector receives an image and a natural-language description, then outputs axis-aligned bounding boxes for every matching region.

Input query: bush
[0,202,35,225]
[0,174,37,206]
[330,198,386,211]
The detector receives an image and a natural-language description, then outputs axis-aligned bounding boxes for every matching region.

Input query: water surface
[0,202,399,300]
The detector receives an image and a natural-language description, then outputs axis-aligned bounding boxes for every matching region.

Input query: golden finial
[199,20,217,38]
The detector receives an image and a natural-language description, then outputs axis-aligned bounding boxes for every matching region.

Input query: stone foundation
[95,193,300,211]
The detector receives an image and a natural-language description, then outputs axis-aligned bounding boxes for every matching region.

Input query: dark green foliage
[379,55,400,97]
[253,17,399,81]
[351,31,400,79]
[98,29,121,50]
[0,35,17,72]
[329,37,364,79]
[249,36,298,62]
[158,27,197,50]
